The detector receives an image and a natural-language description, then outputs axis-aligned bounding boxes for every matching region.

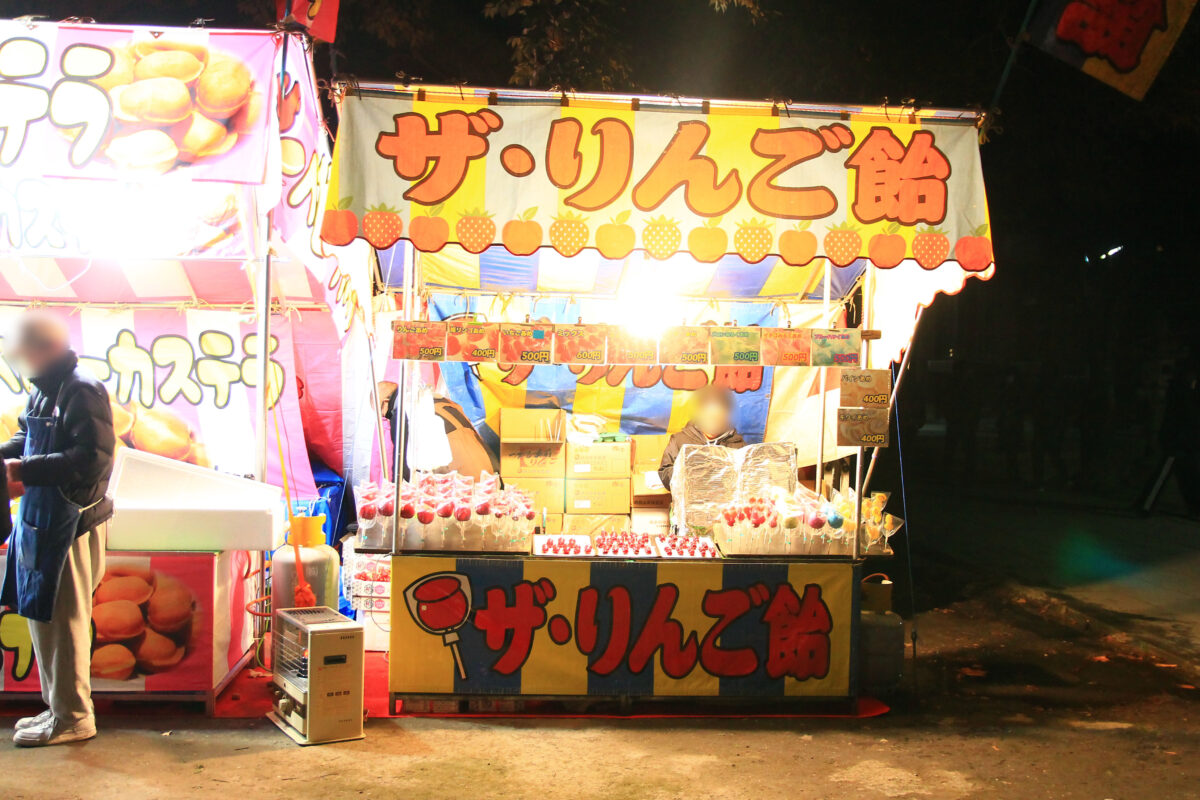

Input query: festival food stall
[0,19,368,710]
[324,82,994,708]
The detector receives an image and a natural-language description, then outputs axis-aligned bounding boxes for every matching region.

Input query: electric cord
[892,360,919,698]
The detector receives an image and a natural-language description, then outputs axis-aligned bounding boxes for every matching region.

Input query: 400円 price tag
[839,368,891,408]
[446,321,500,362]
[837,407,890,447]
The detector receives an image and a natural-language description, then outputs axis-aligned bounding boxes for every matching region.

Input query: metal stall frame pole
[815,264,833,496]
[365,328,391,484]
[860,305,925,498]
[367,247,400,486]
[390,246,416,555]
[853,265,874,560]
[252,235,272,646]
[252,29,294,644]
[254,258,272,481]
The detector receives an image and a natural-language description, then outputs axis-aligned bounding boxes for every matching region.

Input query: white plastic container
[106,449,286,551]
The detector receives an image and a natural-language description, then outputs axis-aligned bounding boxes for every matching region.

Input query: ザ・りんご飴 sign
[325,85,993,271]
[389,556,854,698]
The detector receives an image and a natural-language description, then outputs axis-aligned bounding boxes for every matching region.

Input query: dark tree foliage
[482,0,765,90]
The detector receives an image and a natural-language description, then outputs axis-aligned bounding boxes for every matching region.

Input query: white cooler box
[107,449,286,552]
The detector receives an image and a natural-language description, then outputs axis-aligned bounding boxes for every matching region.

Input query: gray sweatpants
[27,524,106,724]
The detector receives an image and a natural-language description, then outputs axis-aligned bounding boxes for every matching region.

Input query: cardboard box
[632,507,671,537]
[504,477,565,514]
[632,434,670,469]
[500,408,565,443]
[565,478,631,515]
[541,513,564,534]
[501,442,566,477]
[566,441,632,478]
[631,468,672,506]
[563,514,630,535]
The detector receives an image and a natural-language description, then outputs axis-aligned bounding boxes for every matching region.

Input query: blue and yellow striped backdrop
[428,294,784,445]
[379,244,866,301]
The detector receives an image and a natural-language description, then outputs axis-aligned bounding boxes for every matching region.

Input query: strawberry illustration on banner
[327,86,995,273]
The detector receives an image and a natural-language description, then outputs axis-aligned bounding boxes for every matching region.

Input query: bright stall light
[612,258,688,338]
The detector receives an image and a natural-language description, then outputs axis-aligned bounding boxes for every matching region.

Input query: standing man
[1,313,114,747]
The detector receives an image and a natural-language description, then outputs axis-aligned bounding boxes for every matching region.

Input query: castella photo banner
[0,22,279,184]
[0,306,316,497]
[327,85,993,271]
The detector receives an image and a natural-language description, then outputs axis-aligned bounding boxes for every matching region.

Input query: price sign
[498,324,554,364]
[392,321,447,361]
[761,328,811,366]
[445,321,499,362]
[553,324,607,365]
[608,328,658,365]
[839,369,891,407]
[837,408,890,447]
[811,328,861,367]
[709,327,762,366]
[659,326,710,365]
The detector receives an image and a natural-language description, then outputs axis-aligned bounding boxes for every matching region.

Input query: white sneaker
[13,717,96,747]
[14,709,52,731]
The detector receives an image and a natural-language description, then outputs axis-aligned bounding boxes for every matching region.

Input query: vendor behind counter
[658,385,746,491]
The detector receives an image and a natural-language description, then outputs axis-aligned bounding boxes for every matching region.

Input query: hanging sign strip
[761,328,811,367]
[659,326,711,366]
[811,329,861,367]
[498,323,554,364]
[607,329,659,366]
[553,324,608,366]
[710,327,762,366]
[837,407,890,447]
[446,321,500,362]
[392,321,447,360]
[840,368,892,408]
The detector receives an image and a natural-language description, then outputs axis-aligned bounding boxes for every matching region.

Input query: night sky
[7,0,1198,389]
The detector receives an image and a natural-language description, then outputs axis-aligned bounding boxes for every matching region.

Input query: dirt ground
[1,587,1197,800]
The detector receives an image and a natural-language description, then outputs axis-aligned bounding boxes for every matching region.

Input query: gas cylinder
[272,515,340,610]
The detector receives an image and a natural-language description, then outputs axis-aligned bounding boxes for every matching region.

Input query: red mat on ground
[214,650,889,719]
[214,650,395,719]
